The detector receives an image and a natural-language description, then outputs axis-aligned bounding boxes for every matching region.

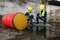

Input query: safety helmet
[40,4,45,10]
[28,6,32,11]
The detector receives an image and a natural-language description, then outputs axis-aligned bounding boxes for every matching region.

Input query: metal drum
[2,12,27,30]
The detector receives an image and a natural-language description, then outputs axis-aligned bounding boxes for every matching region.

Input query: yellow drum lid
[13,12,27,30]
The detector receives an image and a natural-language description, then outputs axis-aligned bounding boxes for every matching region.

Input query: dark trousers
[25,18,33,31]
[36,16,46,24]
[36,16,46,38]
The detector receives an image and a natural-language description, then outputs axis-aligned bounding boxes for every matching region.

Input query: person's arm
[25,12,29,16]
[45,11,47,17]
[30,15,34,19]
[37,12,40,17]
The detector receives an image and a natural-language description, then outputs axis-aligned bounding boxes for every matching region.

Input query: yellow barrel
[13,12,27,30]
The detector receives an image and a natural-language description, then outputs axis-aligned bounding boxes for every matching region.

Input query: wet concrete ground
[0,23,46,40]
[0,23,60,40]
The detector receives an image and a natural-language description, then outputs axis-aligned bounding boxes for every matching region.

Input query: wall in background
[0,1,60,21]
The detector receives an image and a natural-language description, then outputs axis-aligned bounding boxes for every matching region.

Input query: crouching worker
[36,4,47,37]
[36,4,47,24]
[25,6,34,31]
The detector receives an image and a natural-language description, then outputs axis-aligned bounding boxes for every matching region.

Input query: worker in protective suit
[36,4,47,37]
[36,4,47,24]
[25,6,34,31]
[25,6,34,21]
